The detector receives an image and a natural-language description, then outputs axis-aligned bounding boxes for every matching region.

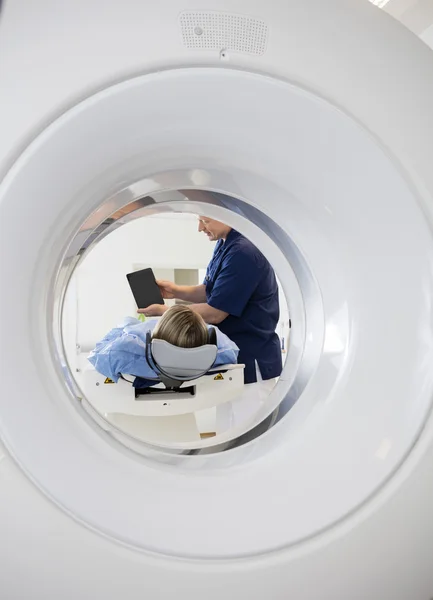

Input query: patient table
[76,334,245,443]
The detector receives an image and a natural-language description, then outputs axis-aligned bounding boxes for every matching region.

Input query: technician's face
[198,217,230,241]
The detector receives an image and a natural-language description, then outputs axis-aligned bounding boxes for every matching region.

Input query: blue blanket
[88,317,239,383]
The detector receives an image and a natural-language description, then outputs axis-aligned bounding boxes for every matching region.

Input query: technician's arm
[138,281,226,322]
[137,301,228,322]
[189,303,228,325]
[157,280,207,303]
[175,284,207,303]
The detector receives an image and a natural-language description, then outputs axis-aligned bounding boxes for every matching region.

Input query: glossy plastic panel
[1,68,433,559]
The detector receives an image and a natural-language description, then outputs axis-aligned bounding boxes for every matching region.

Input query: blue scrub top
[204,229,282,384]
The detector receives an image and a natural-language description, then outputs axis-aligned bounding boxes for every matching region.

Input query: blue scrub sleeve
[207,251,260,317]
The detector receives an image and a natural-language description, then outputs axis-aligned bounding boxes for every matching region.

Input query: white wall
[65,214,214,350]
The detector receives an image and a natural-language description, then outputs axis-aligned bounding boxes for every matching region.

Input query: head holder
[145,328,218,389]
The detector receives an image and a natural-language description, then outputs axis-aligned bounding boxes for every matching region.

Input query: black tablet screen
[126,268,164,308]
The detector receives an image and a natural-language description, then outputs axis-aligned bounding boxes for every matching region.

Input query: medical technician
[138,217,282,384]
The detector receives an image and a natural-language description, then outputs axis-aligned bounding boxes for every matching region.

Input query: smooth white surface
[2,0,433,597]
[78,363,244,418]
[1,63,433,557]
[106,412,202,443]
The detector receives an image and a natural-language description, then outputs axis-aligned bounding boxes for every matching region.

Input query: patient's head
[152,305,208,348]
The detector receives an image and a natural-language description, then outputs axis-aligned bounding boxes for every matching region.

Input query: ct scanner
[2,0,433,598]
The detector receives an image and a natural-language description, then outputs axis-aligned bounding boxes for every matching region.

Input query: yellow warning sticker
[104,377,115,384]
[213,373,224,381]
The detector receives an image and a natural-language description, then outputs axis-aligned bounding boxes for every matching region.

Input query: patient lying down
[88,305,239,384]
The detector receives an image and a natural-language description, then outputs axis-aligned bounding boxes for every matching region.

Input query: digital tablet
[126,268,164,309]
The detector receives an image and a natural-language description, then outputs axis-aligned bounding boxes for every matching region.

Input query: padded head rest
[208,326,217,346]
[151,339,217,380]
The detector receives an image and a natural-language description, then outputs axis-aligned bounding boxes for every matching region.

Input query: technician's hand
[137,304,169,317]
[156,280,179,300]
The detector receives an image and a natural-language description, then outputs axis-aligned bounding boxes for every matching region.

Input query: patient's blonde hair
[152,305,208,348]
